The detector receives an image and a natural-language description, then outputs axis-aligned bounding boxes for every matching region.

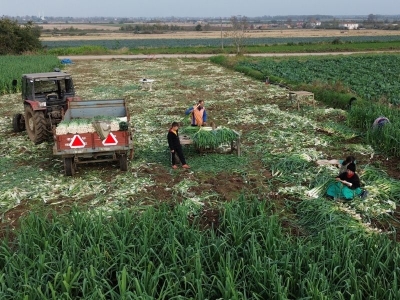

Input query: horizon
[1,0,399,19]
[3,14,400,21]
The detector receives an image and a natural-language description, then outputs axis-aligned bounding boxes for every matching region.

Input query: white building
[339,23,359,30]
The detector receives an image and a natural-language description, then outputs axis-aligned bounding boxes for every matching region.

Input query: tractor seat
[47,94,58,100]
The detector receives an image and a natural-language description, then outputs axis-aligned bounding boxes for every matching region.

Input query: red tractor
[12,71,76,144]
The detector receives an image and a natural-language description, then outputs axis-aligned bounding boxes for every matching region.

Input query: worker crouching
[326,163,362,200]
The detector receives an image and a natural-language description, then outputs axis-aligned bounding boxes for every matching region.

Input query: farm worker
[372,116,389,128]
[326,163,362,200]
[167,122,190,170]
[317,155,356,175]
[185,100,207,126]
[348,97,357,109]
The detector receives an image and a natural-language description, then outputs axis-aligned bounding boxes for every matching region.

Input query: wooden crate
[288,91,315,110]
[179,132,241,156]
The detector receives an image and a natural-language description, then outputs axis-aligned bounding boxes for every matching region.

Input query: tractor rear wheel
[119,154,128,171]
[64,157,75,176]
[12,113,25,132]
[24,106,47,144]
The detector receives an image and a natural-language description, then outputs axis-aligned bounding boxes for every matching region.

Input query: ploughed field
[40,28,400,40]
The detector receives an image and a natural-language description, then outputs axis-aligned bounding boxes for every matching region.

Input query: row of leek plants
[211,55,400,158]
[348,101,400,157]
[1,196,400,299]
[0,55,62,95]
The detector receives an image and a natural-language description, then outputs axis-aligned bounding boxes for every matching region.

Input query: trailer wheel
[24,106,47,144]
[119,154,128,171]
[12,113,25,132]
[64,157,75,176]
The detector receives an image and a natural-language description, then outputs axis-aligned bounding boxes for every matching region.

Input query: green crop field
[42,35,400,49]
[236,54,400,104]
[0,55,61,95]
[1,58,400,298]
[212,53,400,158]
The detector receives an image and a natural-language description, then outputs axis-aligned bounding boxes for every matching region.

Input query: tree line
[0,18,42,55]
[120,23,185,33]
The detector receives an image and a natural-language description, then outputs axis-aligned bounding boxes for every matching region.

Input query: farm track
[58,50,400,60]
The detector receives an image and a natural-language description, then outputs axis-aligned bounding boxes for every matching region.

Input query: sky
[1,0,399,18]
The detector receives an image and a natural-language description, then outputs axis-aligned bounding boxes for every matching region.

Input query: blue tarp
[60,58,73,65]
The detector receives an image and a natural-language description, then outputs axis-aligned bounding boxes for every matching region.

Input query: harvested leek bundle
[55,116,127,135]
[180,126,200,135]
[215,127,238,144]
[119,121,129,131]
[193,129,218,149]
[192,127,237,149]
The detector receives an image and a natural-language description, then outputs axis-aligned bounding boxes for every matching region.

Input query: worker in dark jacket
[167,122,190,169]
[326,163,362,200]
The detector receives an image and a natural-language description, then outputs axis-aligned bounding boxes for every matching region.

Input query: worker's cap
[347,163,356,172]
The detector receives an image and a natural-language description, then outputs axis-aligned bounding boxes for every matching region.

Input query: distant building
[339,23,359,30]
[310,21,321,27]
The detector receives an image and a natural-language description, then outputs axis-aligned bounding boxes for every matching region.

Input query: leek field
[234,54,400,104]
[1,57,400,299]
[0,55,61,95]
[214,53,400,158]
[42,35,400,49]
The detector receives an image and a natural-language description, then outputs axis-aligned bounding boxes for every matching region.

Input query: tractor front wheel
[12,113,25,132]
[24,106,47,144]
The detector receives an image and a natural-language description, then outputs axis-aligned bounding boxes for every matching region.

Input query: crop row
[42,35,400,49]
[1,198,399,299]
[0,55,61,95]
[2,58,400,298]
[224,53,400,157]
[238,54,400,104]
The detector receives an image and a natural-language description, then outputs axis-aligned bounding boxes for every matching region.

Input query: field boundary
[58,50,400,60]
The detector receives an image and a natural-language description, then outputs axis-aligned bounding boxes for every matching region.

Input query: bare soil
[40,28,400,41]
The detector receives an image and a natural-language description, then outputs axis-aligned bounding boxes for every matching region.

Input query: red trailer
[53,99,133,176]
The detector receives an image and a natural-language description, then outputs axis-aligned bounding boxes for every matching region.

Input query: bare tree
[220,17,223,50]
[367,14,376,23]
[226,15,248,54]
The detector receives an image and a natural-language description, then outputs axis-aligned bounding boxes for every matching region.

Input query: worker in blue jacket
[185,100,207,126]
